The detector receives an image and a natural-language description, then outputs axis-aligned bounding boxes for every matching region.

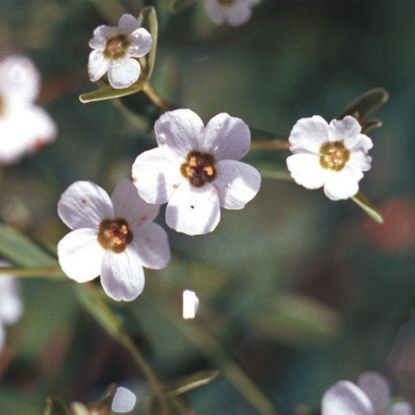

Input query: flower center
[180,151,216,187]
[97,218,133,253]
[104,35,130,60]
[319,141,350,171]
[218,0,236,5]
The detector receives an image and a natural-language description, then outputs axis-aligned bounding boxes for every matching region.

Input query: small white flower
[286,115,373,201]
[57,178,171,302]
[0,55,56,164]
[0,261,23,350]
[322,372,413,415]
[88,13,152,89]
[111,386,137,413]
[204,0,261,26]
[132,109,261,236]
[182,289,199,319]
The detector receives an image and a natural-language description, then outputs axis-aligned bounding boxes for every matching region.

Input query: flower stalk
[142,82,174,113]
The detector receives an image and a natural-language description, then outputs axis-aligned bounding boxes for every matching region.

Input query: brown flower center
[97,218,133,253]
[180,151,216,187]
[218,0,236,5]
[319,141,350,171]
[104,35,130,60]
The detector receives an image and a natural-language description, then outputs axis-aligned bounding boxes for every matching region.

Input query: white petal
[390,402,413,415]
[100,250,145,302]
[0,55,40,104]
[111,178,160,229]
[346,134,374,152]
[166,181,220,235]
[204,0,226,25]
[155,109,205,157]
[88,36,106,51]
[58,181,114,229]
[88,50,109,82]
[128,28,152,57]
[92,25,119,40]
[0,275,22,326]
[182,290,199,319]
[130,223,171,270]
[108,57,141,89]
[214,160,261,209]
[357,372,390,413]
[0,324,5,350]
[286,153,326,189]
[329,115,362,141]
[323,168,360,201]
[202,113,251,161]
[57,228,105,283]
[132,147,184,205]
[348,150,372,172]
[118,14,140,35]
[289,115,330,154]
[112,387,137,413]
[322,381,374,415]
[225,3,253,26]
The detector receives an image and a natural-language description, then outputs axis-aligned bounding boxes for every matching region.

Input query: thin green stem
[0,266,64,279]
[142,82,174,113]
[251,139,290,151]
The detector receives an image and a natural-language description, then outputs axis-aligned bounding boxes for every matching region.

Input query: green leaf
[43,398,71,415]
[142,6,158,81]
[352,191,384,224]
[336,87,389,119]
[248,293,340,346]
[170,0,195,13]
[164,370,220,396]
[0,224,57,267]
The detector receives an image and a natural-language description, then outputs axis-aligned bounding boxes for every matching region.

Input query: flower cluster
[0,55,56,164]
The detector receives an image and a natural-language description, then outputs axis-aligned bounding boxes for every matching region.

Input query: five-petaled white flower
[204,0,261,26]
[0,261,23,350]
[286,115,373,201]
[57,178,170,302]
[131,109,261,236]
[0,55,56,164]
[88,13,152,89]
[322,371,412,415]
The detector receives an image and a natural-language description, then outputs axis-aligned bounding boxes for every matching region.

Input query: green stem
[251,140,290,151]
[0,266,64,279]
[142,82,174,113]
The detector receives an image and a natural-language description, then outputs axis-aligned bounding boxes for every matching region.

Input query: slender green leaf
[170,0,195,13]
[165,370,220,396]
[352,192,384,224]
[0,224,57,267]
[142,6,158,81]
[336,87,389,119]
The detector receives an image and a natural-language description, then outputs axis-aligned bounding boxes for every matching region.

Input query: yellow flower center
[319,141,350,171]
[181,151,216,187]
[97,218,133,253]
[104,35,130,60]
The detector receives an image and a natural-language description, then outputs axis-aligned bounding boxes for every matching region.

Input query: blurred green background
[0,0,415,413]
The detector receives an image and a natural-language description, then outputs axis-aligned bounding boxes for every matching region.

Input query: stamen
[98,218,133,253]
[104,35,130,60]
[180,151,217,187]
[319,141,350,171]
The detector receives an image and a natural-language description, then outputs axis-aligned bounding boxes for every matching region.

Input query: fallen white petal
[182,290,199,319]
[112,386,137,413]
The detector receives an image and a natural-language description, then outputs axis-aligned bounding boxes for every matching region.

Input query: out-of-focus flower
[322,371,412,415]
[88,14,152,89]
[132,109,261,235]
[57,178,170,302]
[111,387,137,413]
[0,261,23,350]
[182,289,199,319]
[287,115,373,201]
[0,55,56,164]
[204,0,261,26]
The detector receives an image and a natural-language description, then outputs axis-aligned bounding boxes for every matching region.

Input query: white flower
[57,178,170,302]
[88,14,152,89]
[0,55,56,164]
[111,386,137,413]
[131,109,261,236]
[182,289,199,319]
[322,372,413,415]
[204,0,261,26]
[0,261,23,350]
[286,115,373,201]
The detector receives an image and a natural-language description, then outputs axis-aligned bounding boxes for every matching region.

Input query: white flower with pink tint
[57,178,170,302]
[0,55,56,164]
[287,115,373,201]
[88,14,152,89]
[322,372,412,415]
[132,109,261,236]
[204,0,261,26]
[0,261,23,350]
